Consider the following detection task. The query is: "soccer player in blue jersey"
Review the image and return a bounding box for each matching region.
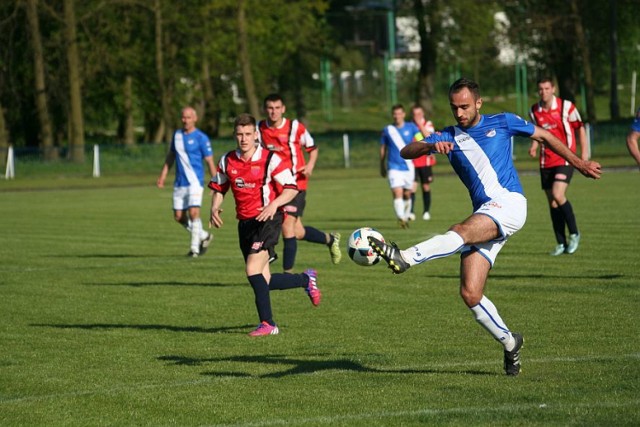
[157,107,217,257]
[369,78,601,376]
[626,107,640,168]
[380,104,420,228]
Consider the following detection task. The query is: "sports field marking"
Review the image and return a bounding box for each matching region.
[1,353,638,405]
[206,398,640,427]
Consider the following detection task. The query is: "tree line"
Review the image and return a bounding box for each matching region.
[0,0,637,163]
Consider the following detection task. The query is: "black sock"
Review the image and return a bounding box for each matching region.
[247,274,274,325]
[423,191,431,213]
[283,237,297,271]
[410,192,416,214]
[550,207,566,245]
[559,200,579,235]
[270,272,308,290]
[303,226,327,244]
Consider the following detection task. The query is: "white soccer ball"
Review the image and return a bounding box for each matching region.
[347,227,385,266]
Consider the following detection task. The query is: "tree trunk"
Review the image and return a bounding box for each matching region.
[0,100,8,170]
[201,58,220,138]
[570,0,597,123]
[153,0,170,143]
[607,0,619,121]
[63,0,85,163]
[27,0,56,160]
[414,0,438,117]
[122,75,135,146]
[237,0,260,118]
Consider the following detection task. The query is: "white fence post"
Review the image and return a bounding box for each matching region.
[5,145,15,179]
[342,133,350,168]
[631,71,637,116]
[92,144,101,178]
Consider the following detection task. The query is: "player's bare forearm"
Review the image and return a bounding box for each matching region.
[534,127,601,179]
[401,141,431,159]
[256,188,298,222]
[209,192,224,228]
[626,131,640,167]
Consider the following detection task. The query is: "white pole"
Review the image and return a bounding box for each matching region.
[92,144,100,178]
[5,145,14,179]
[342,133,350,168]
[631,71,637,116]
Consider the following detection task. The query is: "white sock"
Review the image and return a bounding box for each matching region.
[393,198,405,220]
[191,219,202,253]
[470,296,514,349]
[404,198,412,218]
[402,230,465,266]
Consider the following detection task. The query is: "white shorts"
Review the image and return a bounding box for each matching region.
[461,192,527,267]
[388,169,414,190]
[173,185,204,211]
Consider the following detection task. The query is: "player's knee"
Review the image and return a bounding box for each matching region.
[459,286,482,307]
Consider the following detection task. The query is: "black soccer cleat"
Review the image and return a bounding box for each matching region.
[367,236,410,274]
[504,333,524,376]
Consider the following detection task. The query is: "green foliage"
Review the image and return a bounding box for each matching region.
[1,170,639,425]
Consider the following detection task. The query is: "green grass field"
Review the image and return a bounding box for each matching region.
[1,167,639,426]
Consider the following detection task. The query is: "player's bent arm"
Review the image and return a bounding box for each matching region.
[401,141,453,159]
[626,130,640,167]
[577,126,589,160]
[528,140,539,158]
[532,126,601,179]
[302,148,318,177]
[205,155,217,178]
[379,145,387,177]
[256,187,298,222]
[209,191,225,228]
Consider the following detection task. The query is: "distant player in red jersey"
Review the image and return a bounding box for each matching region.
[208,113,321,337]
[529,77,589,256]
[258,93,341,273]
[410,105,436,221]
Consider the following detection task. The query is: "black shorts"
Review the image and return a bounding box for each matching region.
[415,166,433,184]
[282,190,306,218]
[540,166,574,190]
[238,211,283,261]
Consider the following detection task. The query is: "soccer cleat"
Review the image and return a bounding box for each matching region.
[504,333,524,376]
[565,233,580,254]
[248,321,279,337]
[549,244,565,256]
[398,219,410,229]
[199,233,214,255]
[304,268,321,306]
[329,232,342,264]
[367,236,410,274]
[422,211,431,221]
[187,250,199,258]
[407,213,416,221]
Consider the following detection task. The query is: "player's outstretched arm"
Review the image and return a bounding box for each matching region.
[401,141,453,159]
[532,126,601,179]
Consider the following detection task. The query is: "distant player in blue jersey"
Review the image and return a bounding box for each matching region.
[626,107,640,168]
[369,78,601,376]
[157,107,216,257]
[380,104,420,228]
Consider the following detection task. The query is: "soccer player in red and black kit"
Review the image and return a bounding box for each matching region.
[529,77,589,256]
[258,94,341,273]
[208,113,321,337]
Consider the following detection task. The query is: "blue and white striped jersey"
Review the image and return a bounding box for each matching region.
[170,128,213,187]
[425,113,535,210]
[381,122,419,171]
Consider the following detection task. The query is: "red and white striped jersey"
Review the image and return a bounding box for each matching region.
[529,96,583,168]
[208,145,297,221]
[257,118,316,191]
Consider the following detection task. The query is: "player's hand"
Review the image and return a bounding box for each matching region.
[256,204,277,222]
[578,160,602,179]
[156,178,164,188]
[528,147,537,158]
[209,208,223,228]
[432,141,454,154]
[380,165,387,178]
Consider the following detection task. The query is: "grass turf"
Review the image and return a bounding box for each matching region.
[1,168,639,426]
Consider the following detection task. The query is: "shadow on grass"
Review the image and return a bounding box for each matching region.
[48,254,152,258]
[158,354,496,378]
[84,281,238,288]
[30,323,252,334]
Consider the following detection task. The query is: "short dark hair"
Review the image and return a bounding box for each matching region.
[263,93,284,106]
[234,113,256,129]
[391,103,404,113]
[449,77,480,100]
[536,76,554,86]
